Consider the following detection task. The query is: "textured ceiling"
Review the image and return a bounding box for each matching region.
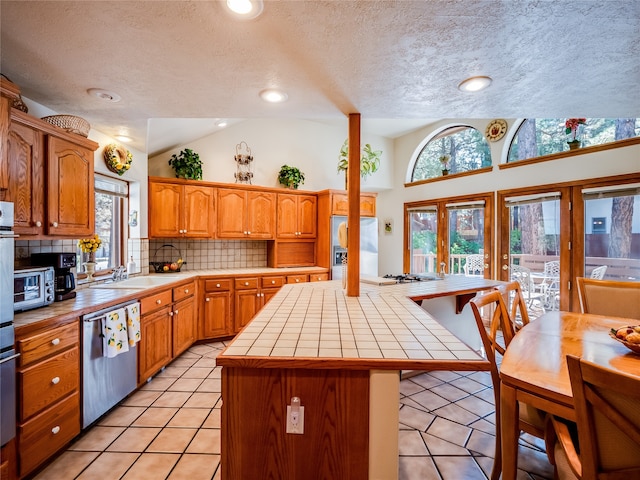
[1,0,639,155]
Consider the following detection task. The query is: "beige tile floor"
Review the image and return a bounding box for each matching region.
[34,341,553,480]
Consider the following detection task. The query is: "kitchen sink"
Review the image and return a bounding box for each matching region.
[89,275,184,289]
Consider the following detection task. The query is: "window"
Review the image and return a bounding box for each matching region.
[591,217,606,234]
[411,126,492,181]
[78,174,128,272]
[408,207,438,275]
[507,118,640,162]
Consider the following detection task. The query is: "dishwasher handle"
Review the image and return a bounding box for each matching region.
[82,301,140,322]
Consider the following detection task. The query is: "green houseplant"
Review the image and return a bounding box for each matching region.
[337,139,382,181]
[439,155,450,175]
[168,148,203,180]
[278,165,305,189]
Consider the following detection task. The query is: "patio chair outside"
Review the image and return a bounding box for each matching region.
[510,265,546,312]
[589,265,607,279]
[463,254,485,276]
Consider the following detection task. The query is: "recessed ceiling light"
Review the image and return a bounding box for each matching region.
[87,88,121,102]
[115,135,132,143]
[216,120,228,128]
[226,0,263,19]
[259,89,288,103]
[457,76,492,93]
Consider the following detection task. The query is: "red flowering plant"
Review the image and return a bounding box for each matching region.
[565,118,587,143]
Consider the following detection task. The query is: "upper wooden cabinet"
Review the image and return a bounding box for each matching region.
[276,193,317,239]
[217,188,275,239]
[46,136,94,236]
[149,179,215,238]
[329,191,377,217]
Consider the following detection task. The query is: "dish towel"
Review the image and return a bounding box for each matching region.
[125,302,141,347]
[102,308,129,358]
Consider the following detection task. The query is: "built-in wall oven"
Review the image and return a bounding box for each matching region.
[0,201,18,447]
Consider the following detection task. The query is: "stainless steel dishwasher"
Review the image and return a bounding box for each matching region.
[82,300,139,429]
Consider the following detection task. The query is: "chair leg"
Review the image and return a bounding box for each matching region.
[491,403,502,480]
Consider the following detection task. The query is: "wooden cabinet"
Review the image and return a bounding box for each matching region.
[309,273,329,282]
[5,116,45,235]
[15,321,80,478]
[286,274,308,284]
[139,305,172,383]
[234,276,285,331]
[149,180,215,238]
[329,191,377,217]
[1,108,97,237]
[171,282,196,357]
[46,136,94,236]
[217,188,275,239]
[276,193,317,238]
[201,279,234,339]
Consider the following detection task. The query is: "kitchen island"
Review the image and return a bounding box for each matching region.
[216,276,501,480]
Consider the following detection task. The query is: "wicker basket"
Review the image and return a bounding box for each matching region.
[41,114,90,137]
[150,244,185,273]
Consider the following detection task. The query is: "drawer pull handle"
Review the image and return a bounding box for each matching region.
[244,282,249,286]
[51,338,60,346]
[169,312,174,316]
[51,426,61,435]
[206,298,211,302]
[51,377,60,385]
[185,289,189,294]
[271,280,275,284]
[36,221,42,227]
[216,283,221,288]
[174,310,179,314]
[295,279,300,283]
[156,299,162,304]
[51,221,58,228]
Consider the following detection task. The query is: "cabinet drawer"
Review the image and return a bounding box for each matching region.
[173,281,195,302]
[18,391,80,477]
[17,321,79,367]
[309,273,329,282]
[261,276,285,288]
[140,289,173,314]
[20,345,79,421]
[204,278,233,292]
[235,277,259,290]
[286,274,308,284]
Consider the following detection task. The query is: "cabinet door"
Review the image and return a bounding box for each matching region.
[261,287,281,306]
[202,290,233,338]
[297,195,317,238]
[139,307,172,383]
[235,289,260,331]
[172,297,195,357]
[246,191,275,239]
[184,185,215,238]
[149,181,182,238]
[6,119,45,235]
[217,189,247,238]
[46,136,94,236]
[276,194,298,238]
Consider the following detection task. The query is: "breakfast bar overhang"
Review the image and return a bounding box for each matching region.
[217,276,501,480]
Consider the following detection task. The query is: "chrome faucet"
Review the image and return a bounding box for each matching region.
[112,265,127,281]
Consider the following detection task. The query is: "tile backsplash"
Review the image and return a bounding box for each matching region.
[149,239,267,271]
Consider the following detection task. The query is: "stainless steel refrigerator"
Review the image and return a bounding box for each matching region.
[330,216,378,279]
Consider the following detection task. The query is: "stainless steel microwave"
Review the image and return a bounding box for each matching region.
[14,266,55,312]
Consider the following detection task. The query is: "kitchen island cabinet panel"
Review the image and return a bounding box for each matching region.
[222,367,369,480]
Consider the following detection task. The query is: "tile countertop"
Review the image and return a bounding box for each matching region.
[217,276,502,371]
[13,266,329,334]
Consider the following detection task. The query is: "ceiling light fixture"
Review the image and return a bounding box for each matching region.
[87,88,121,102]
[226,0,263,19]
[115,135,132,143]
[457,76,493,93]
[259,89,288,103]
[216,120,228,128]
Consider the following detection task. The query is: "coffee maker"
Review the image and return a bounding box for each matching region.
[31,252,77,301]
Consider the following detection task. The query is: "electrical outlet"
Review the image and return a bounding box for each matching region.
[286,400,304,434]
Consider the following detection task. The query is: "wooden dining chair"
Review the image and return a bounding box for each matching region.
[470,291,546,480]
[576,277,640,319]
[497,280,531,333]
[545,355,640,479]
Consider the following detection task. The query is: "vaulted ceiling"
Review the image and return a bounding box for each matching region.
[1,0,638,155]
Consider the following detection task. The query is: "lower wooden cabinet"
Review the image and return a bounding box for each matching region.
[201,279,234,338]
[172,296,196,357]
[139,306,173,384]
[15,321,80,478]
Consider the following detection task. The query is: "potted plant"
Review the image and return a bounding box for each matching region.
[168,148,203,180]
[337,139,382,186]
[565,118,586,150]
[278,165,305,189]
[439,155,450,175]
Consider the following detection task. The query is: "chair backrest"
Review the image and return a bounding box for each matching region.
[566,355,640,478]
[510,265,535,299]
[590,265,607,280]
[464,254,485,276]
[470,290,514,393]
[497,280,531,332]
[542,260,560,279]
[576,277,640,319]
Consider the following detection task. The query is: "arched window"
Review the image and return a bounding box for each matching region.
[507,118,640,162]
[411,126,492,181]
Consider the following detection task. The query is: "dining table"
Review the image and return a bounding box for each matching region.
[499,310,640,480]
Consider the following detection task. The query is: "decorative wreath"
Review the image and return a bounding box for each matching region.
[104,143,133,176]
